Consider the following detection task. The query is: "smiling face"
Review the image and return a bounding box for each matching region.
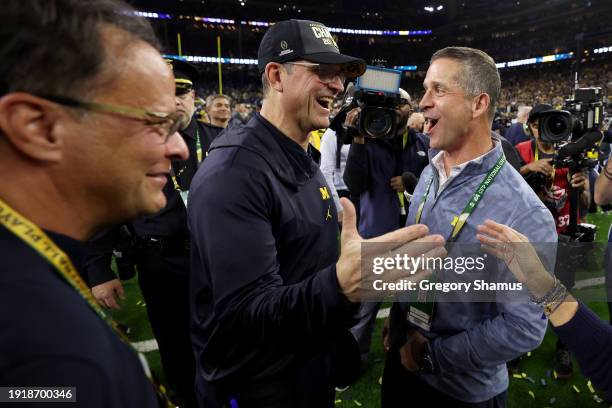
[280,60,344,134]
[61,27,189,219]
[419,58,475,153]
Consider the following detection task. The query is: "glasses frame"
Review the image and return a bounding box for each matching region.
[284,61,347,84]
[39,94,186,143]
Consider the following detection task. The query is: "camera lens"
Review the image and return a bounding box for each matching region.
[363,108,393,138]
[540,111,572,144]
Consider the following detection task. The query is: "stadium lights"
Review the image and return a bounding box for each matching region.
[424,6,434,12]
[593,45,612,54]
[136,10,432,36]
[437,5,444,10]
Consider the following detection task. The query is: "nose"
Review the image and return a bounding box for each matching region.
[420,89,433,111]
[165,131,189,161]
[328,75,345,95]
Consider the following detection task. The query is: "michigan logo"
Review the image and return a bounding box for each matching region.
[319,187,330,200]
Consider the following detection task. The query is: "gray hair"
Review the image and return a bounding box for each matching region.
[431,46,500,121]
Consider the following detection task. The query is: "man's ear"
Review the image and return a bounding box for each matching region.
[265,63,284,93]
[471,93,490,120]
[0,93,66,162]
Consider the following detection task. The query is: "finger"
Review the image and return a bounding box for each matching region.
[476,220,507,241]
[367,224,431,247]
[479,242,507,261]
[106,296,120,310]
[116,284,126,300]
[340,197,359,241]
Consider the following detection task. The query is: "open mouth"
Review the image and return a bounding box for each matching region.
[315,96,333,111]
[427,117,439,132]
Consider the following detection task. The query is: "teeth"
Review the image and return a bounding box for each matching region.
[317,97,333,109]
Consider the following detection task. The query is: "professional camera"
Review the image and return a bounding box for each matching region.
[329,66,404,141]
[538,87,604,145]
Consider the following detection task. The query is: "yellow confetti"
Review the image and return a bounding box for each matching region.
[527,351,532,357]
[378,376,383,385]
[335,400,342,405]
[528,390,535,399]
[521,372,527,378]
[588,380,595,394]
[353,401,362,407]
[553,370,558,379]
[512,374,523,379]
[573,385,580,393]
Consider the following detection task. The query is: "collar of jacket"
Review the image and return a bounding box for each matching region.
[427,135,505,177]
[208,113,318,190]
[180,115,199,140]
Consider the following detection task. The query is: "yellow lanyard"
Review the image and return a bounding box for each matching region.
[0,198,176,408]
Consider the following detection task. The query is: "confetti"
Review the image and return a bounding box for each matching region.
[335,400,342,405]
[593,394,603,403]
[573,385,580,393]
[527,351,532,357]
[588,380,595,394]
[525,377,536,384]
[521,372,527,378]
[353,401,362,407]
[553,370,558,379]
[528,390,535,399]
[378,376,383,385]
[540,378,547,387]
[512,374,523,379]
[549,397,556,405]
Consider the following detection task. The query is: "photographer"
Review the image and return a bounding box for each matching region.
[516,103,590,378]
[341,89,429,371]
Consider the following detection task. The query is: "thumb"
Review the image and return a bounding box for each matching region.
[340,197,358,240]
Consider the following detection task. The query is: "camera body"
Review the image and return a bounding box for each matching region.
[539,87,604,145]
[353,66,403,139]
[329,66,404,142]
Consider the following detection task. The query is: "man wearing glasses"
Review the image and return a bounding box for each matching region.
[84,58,211,408]
[0,0,188,407]
[187,19,445,408]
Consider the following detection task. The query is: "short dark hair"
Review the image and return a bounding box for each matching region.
[0,0,160,99]
[206,94,231,108]
[431,46,500,121]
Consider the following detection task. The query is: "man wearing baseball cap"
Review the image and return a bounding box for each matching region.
[187,19,443,408]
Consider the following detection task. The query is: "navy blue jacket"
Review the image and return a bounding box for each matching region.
[505,122,530,146]
[0,226,158,407]
[343,129,429,238]
[188,113,357,384]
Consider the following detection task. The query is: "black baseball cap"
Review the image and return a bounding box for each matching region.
[257,19,366,79]
[527,103,554,123]
[165,58,200,95]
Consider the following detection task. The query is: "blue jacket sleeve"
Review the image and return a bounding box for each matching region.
[189,166,357,351]
[553,303,612,401]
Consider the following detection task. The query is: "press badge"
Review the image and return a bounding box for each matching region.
[407,285,436,331]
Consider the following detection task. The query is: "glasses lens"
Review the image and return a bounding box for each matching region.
[318,65,345,83]
[163,113,187,143]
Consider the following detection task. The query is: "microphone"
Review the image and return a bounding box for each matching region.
[401,171,419,202]
[557,131,602,158]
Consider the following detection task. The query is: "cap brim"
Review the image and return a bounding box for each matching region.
[303,52,366,78]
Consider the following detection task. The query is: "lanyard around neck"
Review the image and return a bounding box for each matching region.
[172,127,202,192]
[0,198,176,408]
[415,153,506,242]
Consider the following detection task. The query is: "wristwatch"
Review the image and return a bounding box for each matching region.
[417,341,435,374]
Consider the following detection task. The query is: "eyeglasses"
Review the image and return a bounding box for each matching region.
[40,94,187,144]
[284,61,347,84]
